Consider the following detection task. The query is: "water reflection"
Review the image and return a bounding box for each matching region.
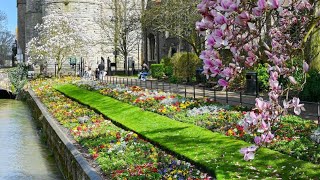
[0,99,63,180]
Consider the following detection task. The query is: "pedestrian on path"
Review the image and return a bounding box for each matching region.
[98,57,105,80]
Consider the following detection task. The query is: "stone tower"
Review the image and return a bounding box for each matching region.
[17,0,105,67]
[17,0,144,70]
[17,0,26,60]
[42,0,104,66]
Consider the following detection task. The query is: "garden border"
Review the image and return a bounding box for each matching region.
[22,89,102,180]
[56,84,320,179]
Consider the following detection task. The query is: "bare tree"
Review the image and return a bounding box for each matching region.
[98,0,142,75]
[141,0,203,55]
[0,31,14,66]
[0,11,14,67]
[0,11,7,32]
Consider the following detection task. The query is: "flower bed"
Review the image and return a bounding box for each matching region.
[73,80,319,164]
[31,78,212,179]
[55,83,320,179]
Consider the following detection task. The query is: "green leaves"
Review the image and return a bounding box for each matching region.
[7,64,28,94]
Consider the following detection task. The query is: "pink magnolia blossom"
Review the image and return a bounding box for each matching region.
[255,98,266,111]
[249,111,260,125]
[283,99,291,109]
[261,132,274,143]
[218,0,238,12]
[254,136,262,145]
[257,120,270,133]
[288,76,297,85]
[303,61,309,73]
[240,145,258,161]
[268,91,279,101]
[235,11,250,26]
[268,0,280,9]
[292,97,305,115]
[258,0,267,10]
[197,0,316,161]
[218,79,229,87]
[253,7,263,16]
[214,12,228,25]
[269,71,278,81]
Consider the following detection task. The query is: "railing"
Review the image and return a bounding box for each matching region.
[101,76,320,126]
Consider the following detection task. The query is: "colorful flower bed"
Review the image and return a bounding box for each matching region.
[31,78,212,179]
[73,80,319,164]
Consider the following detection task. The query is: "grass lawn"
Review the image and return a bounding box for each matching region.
[55,84,320,179]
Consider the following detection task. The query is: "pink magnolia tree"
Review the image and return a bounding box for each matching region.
[196,0,319,161]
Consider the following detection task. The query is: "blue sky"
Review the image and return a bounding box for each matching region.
[0,0,17,34]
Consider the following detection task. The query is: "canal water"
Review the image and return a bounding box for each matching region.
[0,99,63,180]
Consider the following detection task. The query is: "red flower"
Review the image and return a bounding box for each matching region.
[92,153,99,159]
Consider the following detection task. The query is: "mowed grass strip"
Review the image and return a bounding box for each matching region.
[55,84,320,179]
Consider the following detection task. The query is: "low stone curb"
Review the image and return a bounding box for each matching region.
[23,89,103,180]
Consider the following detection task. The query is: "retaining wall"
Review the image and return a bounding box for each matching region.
[22,90,102,180]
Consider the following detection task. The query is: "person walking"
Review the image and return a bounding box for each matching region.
[98,57,105,80]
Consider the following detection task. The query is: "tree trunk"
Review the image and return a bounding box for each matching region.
[310,3,320,71]
[57,59,62,78]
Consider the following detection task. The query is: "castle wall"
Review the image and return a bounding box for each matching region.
[25,0,43,48]
[18,0,145,71]
[17,0,26,60]
[42,0,104,68]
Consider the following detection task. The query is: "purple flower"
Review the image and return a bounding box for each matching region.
[255,98,267,111]
[257,0,267,10]
[240,145,258,161]
[253,7,263,16]
[261,132,274,143]
[268,0,280,9]
[268,91,279,101]
[257,120,270,133]
[214,12,228,25]
[218,79,228,87]
[221,67,233,78]
[254,136,262,145]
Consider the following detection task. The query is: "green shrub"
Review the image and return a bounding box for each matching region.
[150,64,164,79]
[299,69,320,102]
[171,52,202,82]
[7,64,28,94]
[255,63,269,92]
[160,56,173,76]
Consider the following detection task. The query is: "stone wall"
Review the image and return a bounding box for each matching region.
[22,90,102,180]
[43,0,104,68]
[17,0,26,60]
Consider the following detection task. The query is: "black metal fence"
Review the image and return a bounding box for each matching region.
[102,76,320,126]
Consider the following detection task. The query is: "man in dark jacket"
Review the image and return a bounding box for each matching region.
[98,57,105,80]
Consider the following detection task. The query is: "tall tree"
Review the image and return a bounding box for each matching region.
[0,11,14,67]
[98,0,142,75]
[26,14,88,77]
[0,31,14,66]
[0,11,6,32]
[141,0,203,55]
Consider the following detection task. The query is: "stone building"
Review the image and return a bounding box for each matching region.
[142,0,192,66]
[17,0,145,71]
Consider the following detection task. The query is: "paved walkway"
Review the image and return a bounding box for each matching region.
[103,75,319,122]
